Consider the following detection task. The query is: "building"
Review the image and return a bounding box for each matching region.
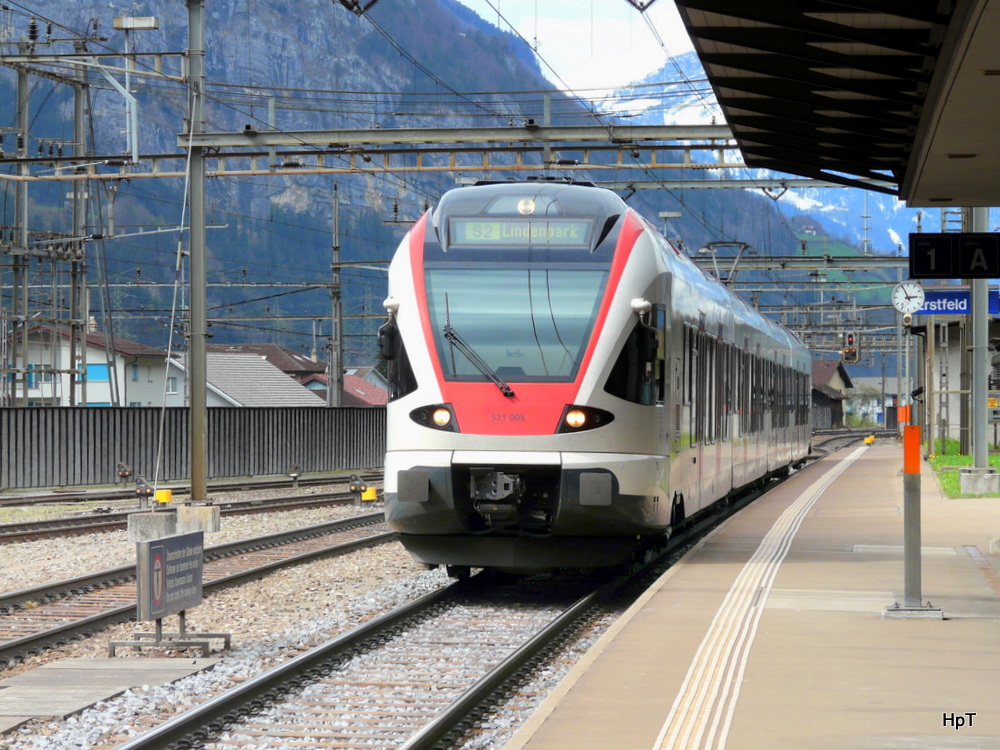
[168,353,325,407]
[848,376,899,427]
[301,371,388,407]
[812,359,853,429]
[2,326,167,407]
[205,343,325,384]
[345,365,389,390]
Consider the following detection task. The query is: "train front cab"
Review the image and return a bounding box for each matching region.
[387,445,668,570]
[384,287,674,570]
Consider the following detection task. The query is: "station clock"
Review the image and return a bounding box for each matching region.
[892,281,925,314]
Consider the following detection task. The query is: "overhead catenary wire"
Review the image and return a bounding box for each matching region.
[1,1,810,349]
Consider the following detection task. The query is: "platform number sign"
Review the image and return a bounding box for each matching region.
[909,233,1000,279]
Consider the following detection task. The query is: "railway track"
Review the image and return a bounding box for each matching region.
[813,428,897,454]
[111,573,611,750]
[0,471,383,507]
[0,513,394,667]
[1,454,830,748]
[107,462,803,750]
[0,488,381,543]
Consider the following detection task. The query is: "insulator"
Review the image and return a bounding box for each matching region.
[27,18,38,42]
[57,144,62,157]
[48,144,53,157]
[17,134,24,151]
[37,142,43,156]
[46,23,52,41]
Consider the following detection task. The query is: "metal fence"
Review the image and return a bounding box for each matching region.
[0,407,386,490]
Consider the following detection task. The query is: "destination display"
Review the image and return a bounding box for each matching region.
[449,218,593,247]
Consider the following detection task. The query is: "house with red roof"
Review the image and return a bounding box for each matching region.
[301,371,388,407]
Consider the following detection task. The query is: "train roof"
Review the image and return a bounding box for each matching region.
[433,181,627,223]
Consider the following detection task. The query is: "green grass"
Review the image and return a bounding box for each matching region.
[927,452,1000,497]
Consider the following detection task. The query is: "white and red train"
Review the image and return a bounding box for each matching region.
[379,180,811,575]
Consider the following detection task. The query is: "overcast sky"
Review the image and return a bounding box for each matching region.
[453,0,694,92]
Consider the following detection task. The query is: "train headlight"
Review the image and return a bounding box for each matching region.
[409,404,459,432]
[556,405,615,433]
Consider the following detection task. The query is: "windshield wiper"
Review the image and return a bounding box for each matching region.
[443,324,515,398]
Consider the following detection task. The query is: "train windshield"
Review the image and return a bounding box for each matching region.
[426,266,607,382]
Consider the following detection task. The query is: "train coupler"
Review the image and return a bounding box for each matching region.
[470,469,524,501]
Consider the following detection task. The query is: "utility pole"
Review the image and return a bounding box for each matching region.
[70,41,88,407]
[970,206,990,469]
[14,42,28,406]
[328,184,343,407]
[186,0,209,501]
[2,33,102,409]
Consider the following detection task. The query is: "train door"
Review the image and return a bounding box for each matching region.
[718,338,735,497]
[656,274,672,460]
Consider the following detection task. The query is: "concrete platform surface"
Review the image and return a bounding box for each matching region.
[506,445,1000,750]
[0,657,218,733]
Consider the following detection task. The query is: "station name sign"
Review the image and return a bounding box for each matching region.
[919,290,970,313]
[909,233,1000,279]
[914,290,1000,315]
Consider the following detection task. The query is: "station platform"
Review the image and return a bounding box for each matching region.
[506,444,1000,750]
[0,657,218,733]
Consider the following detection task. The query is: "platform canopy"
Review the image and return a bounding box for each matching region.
[674,0,999,207]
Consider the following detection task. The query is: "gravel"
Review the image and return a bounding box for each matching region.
[0,488,626,749]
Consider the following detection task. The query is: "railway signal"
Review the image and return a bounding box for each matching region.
[842,331,860,365]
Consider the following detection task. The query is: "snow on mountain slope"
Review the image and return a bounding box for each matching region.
[602,52,943,255]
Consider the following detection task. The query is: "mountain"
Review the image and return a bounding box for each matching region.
[605,51,943,256]
[0,0,579,361]
[0,2,907,367]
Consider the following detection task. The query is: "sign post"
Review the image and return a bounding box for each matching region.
[884,426,942,619]
[109,530,231,655]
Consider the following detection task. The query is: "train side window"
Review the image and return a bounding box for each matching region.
[799,371,809,425]
[655,305,666,406]
[684,325,695,406]
[737,349,746,435]
[706,335,716,443]
[774,362,781,427]
[378,317,418,401]
[603,314,659,406]
[721,342,733,441]
[682,324,705,446]
[696,331,708,444]
[778,365,787,428]
[752,355,762,434]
